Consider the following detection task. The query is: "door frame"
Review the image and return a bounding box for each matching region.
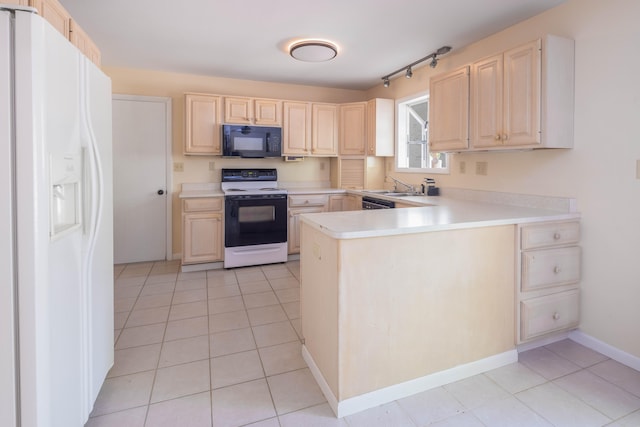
[112,94,173,261]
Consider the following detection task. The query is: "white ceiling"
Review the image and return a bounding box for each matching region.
[58,0,565,91]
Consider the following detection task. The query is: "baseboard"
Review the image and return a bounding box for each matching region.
[302,344,517,418]
[180,261,224,272]
[517,331,571,353]
[569,330,640,371]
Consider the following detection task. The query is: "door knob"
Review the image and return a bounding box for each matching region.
[157,189,165,195]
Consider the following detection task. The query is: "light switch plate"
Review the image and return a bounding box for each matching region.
[459,161,466,174]
[209,161,215,171]
[173,162,184,172]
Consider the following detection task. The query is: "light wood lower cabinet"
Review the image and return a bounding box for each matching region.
[182,198,223,265]
[288,194,330,254]
[517,220,581,343]
[329,194,362,211]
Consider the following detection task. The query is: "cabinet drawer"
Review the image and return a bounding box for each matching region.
[520,290,579,341]
[521,246,580,292]
[521,221,580,249]
[288,194,329,208]
[183,197,223,212]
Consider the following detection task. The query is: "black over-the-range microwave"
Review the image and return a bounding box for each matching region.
[222,124,282,158]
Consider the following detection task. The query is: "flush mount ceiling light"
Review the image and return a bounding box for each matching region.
[289,40,338,62]
[381,45,452,87]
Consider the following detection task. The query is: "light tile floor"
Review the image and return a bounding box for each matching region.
[86,260,640,427]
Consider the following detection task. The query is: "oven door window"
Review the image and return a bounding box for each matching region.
[225,196,287,247]
[238,205,274,223]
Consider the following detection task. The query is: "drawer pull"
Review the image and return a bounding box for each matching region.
[553,312,561,320]
[554,232,561,240]
[305,200,309,204]
[553,266,562,274]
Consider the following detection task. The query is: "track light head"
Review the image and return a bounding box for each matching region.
[383,77,390,87]
[430,57,438,68]
[436,46,452,55]
[405,67,413,78]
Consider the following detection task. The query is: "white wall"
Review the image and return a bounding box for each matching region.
[368,0,640,358]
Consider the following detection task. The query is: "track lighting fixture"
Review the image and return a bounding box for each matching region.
[381,45,451,88]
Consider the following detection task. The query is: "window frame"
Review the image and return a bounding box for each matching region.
[394,91,450,174]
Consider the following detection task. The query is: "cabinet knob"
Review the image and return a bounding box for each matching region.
[503,134,509,141]
[553,312,561,320]
[553,266,562,274]
[495,134,501,140]
[553,232,561,240]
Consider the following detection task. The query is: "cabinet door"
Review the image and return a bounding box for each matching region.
[471,54,503,148]
[5,0,30,5]
[185,94,222,155]
[367,98,394,157]
[328,195,345,211]
[428,66,470,152]
[224,97,252,124]
[311,103,338,156]
[69,19,101,65]
[30,0,70,38]
[182,213,223,263]
[283,101,311,156]
[288,207,324,254]
[339,102,367,156]
[254,99,282,126]
[337,158,365,189]
[344,195,362,211]
[503,39,541,146]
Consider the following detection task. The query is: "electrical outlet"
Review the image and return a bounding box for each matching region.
[475,161,488,176]
[459,161,466,174]
[320,161,325,171]
[209,161,215,171]
[173,162,184,172]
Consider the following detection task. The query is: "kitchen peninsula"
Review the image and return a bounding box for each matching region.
[298,196,580,417]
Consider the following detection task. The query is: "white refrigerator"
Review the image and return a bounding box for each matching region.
[0,6,114,427]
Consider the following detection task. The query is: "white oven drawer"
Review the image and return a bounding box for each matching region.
[521,221,580,250]
[521,246,581,292]
[520,290,580,341]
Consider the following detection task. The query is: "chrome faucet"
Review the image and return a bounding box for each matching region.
[387,176,415,193]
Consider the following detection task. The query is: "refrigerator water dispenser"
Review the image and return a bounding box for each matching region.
[50,153,82,239]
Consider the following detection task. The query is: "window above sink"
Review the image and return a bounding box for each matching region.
[395,92,450,174]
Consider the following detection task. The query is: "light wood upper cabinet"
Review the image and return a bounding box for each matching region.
[428,66,470,152]
[224,97,282,126]
[470,35,574,150]
[30,0,71,38]
[283,101,338,157]
[471,40,540,148]
[254,98,282,126]
[69,19,101,66]
[282,101,311,156]
[339,102,367,156]
[5,0,30,5]
[367,98,394,157]
[311,103,338,156]
[185,93,222,155]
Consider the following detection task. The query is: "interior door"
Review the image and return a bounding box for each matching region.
[112,95,171,264]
